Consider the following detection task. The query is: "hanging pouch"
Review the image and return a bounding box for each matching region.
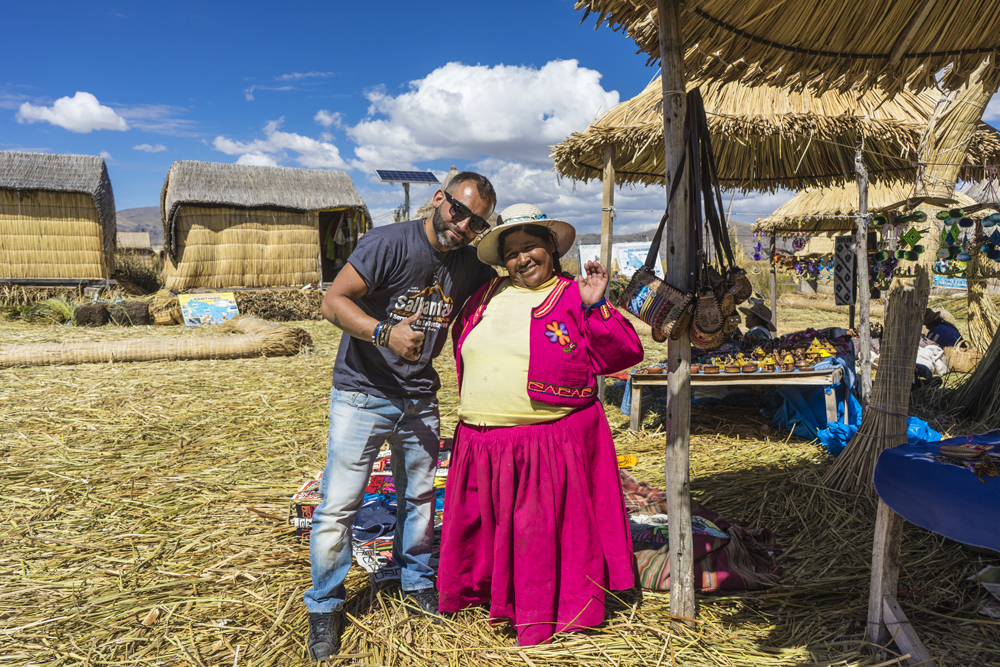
[621,266,693,342]
[691,90,753,306]
[615,146,695,340]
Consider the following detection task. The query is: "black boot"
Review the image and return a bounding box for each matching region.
[307,610,344,662]
[403,588,440,621]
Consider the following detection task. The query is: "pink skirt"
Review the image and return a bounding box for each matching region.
[437,401,635,646]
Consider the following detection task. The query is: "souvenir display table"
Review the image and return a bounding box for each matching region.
[628,366,846,431]
[867,433,1000,665]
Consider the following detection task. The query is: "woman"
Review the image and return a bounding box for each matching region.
[437,203,644,645]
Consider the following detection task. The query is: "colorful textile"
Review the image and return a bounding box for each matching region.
[438,402,635,646]
[453,276,643,410]
[619,472,783,593]
[458,276,574,425]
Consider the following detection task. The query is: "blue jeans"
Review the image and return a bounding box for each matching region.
[303,387,441,613]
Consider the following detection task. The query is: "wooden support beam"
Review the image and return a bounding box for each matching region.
[867,500,905,648]
[657,0,695,624]
[888,0,939,67]
[598,144,616,404]
[769,234,777,326]
[600,144,616,275]
[856,139,872,408]
[882,595,934,665]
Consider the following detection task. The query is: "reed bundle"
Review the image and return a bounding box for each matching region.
[1,317,997,665]
[965,245,1000,352]
[574,0,1000,96]
[149,289,183,325]
[943,321,1000,428]
[0,315,310,368]
[823,275,929,494]
[235,289,325,322]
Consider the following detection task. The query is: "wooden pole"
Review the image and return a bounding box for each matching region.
[856,138,873,408]
[657,0,695,623]
[403,182,411,221]
[598,144,616,403]
[769,234,777,326]
[600,144,616,274]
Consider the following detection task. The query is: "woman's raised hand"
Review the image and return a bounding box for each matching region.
[577,260,609,306]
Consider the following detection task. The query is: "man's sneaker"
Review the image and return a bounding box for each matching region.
[307,610,343,662]
[403,588,440,619]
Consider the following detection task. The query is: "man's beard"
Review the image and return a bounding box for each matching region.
[432,207,465,250]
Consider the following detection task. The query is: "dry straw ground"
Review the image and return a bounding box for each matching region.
[1,302,997,666]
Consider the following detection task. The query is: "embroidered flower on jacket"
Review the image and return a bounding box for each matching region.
[545,321,572,346]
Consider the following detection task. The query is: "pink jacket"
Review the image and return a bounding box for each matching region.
[452,276,644,408]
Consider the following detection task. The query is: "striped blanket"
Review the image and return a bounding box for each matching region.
[620,471,783,592]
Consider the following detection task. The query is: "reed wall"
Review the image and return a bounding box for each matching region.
[0,189,108,279]
[164,206,321,290]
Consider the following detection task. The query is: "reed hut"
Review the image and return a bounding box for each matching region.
[160,161,372,291]
[0,151,116,282]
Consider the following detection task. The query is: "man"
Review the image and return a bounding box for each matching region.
[304,172,498,662]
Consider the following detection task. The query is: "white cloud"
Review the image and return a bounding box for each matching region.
[462,159,795,239]
[117,104,197,137]
[133,143,167,153]
[278,71,335,82]
[347,60,619,171]
[315,110,342,128]
[235,152,280,167]
[99,151,113,161]
[16,92,129,133]
[213,117,349,170]
[244,85,256,102]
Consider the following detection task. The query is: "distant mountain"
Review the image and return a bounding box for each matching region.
[116,207,163,245]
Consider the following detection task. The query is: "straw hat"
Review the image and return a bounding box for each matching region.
[738,300,777,332]
[476,203,575,267]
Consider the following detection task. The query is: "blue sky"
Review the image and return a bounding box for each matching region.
[4,1,990,236]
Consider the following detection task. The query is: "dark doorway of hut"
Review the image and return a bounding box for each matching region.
[318,208,359,283]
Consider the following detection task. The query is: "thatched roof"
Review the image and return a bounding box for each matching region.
[0,151,116,251]
[552,77,1000,192]
[116,232,152,250]
[575,0,1000,97]
[752,182,986,236]
[964,180,1000,204]
[160,161,372,259]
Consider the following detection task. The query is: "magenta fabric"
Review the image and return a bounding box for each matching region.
[452,276,644,409]
[437,402,635,645]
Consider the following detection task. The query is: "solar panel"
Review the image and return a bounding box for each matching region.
[376,169,440,184]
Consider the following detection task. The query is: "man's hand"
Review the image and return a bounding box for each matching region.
[388,312,425,361]
[577,260,609,306]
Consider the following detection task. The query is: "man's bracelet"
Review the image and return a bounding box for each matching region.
[372,320,393,347]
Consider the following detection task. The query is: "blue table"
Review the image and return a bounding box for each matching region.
[866,431,1000,665]
[874,432,1000,553]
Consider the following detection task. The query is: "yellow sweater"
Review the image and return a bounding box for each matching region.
[458,277,575,426]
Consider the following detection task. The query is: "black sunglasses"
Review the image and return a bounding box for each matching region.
[443,191,492,233]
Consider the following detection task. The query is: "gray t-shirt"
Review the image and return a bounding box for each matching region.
[332,219,496,398]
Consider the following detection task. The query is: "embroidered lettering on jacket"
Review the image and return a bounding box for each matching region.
[527,381,595,398]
